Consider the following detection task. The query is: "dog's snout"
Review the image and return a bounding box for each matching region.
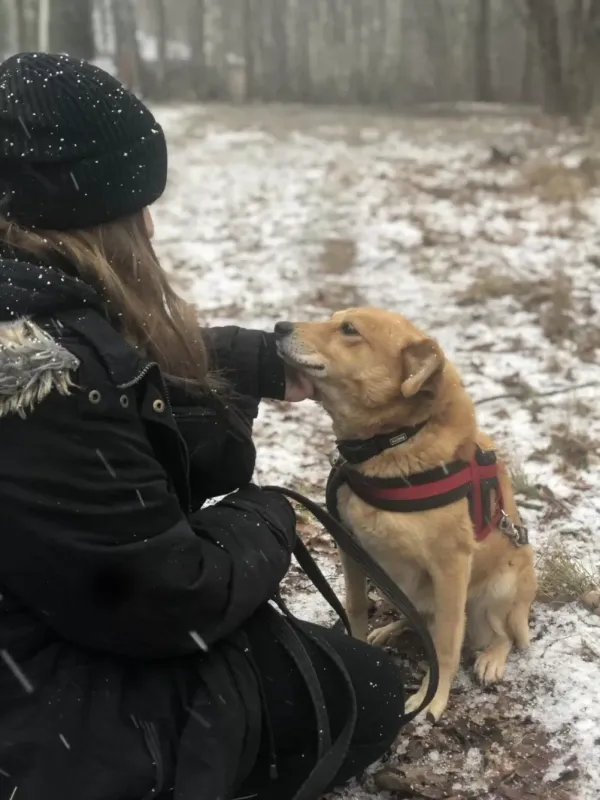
[274,321,295,337]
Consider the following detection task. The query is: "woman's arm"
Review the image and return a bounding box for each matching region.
[0,390,296,658]
[204,326,285,400]
[205,325,314,404]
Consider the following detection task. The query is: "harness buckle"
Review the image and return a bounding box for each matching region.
[499,511,529,547]
[329,449,347,468]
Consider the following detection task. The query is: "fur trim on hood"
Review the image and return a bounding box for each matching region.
[0,319,80,418]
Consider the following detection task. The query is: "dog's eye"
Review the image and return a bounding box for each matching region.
[340,321,359,336]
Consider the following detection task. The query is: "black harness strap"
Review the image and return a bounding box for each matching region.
[336,419,428,465]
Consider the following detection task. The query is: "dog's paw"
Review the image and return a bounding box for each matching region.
[405,678,448,722]
[474,649,507,684]
[367,620,406,647]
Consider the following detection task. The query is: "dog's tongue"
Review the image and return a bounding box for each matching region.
[284,367,315,402]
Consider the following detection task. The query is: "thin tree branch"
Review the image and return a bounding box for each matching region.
[475,381,600,407]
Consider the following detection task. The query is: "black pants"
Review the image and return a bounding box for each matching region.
[234,617,405,800]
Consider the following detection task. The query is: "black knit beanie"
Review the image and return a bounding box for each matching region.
[0,52,167,230]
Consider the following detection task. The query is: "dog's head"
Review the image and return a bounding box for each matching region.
[276,307,449,436]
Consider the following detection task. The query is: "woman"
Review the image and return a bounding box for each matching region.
[0,53,405,800]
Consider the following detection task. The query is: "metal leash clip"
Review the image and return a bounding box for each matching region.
[499,511,529,547]
[329,449,346,468]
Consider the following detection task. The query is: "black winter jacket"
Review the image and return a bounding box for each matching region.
[0,250,302,800]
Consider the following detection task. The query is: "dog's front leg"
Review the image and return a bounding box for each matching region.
[339,550,369,641]
[405,553,471,721]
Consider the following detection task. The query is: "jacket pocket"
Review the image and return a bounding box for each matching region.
[171,406,217,420]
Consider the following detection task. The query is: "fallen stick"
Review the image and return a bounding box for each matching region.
[475,380,600,407]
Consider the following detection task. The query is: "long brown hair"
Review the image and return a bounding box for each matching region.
[0,211,212,391]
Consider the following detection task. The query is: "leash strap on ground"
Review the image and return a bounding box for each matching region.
[264,485,440,723]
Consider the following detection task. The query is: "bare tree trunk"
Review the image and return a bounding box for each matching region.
[367,0,385,104]
[112,0,144,94]
[579,0,600,118]
[188,0,207,100]
[38,0,50,51]
[27,0,41,50]
[153,0,168,97]
[0,2,5,56]
[414,0,454,102]
[14,0,28,50]
[48,0,94,58]
[2,0,23,53]
[561,0,585,120]
[396,0,416,105]
[520,26,535,103]
[525,0,566,115]
[349,0,365,103]
[269,0,288,100]
[96,0,114,56]
[242,0,255,100]
[473,0,493,101]
[295,0,311,101]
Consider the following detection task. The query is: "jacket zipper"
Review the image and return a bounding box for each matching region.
[117,362,161,392]
[118,362,175,416]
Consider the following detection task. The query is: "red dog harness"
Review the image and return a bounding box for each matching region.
[326,426,528,546]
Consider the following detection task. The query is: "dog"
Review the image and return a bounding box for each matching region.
[275,308,537,721]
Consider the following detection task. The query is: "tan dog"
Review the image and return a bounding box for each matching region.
[276,308,537,721]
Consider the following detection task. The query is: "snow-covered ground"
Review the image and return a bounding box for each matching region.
[153,103,600,800]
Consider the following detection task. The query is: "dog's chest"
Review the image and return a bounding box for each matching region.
[337,483,433,608]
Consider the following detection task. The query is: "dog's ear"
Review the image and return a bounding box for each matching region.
[400,338,445,399]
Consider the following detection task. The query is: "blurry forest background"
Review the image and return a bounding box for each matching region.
[2,0,600,123]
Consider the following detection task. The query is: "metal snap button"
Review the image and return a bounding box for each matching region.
[88,390,101,404]
[119,394,129,408]
[153,398,165,413]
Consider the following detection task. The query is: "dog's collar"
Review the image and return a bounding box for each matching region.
[335,419,428,465]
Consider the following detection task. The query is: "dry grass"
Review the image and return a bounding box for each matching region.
[534,272,574,342]
[456,270,535,306]
[298,281,366,311]
[509,458,542,501]
[520,156,600,203]
[546,422,599,473]
[537,540,600,603]
[575,323,600,362]
[319,237,357,274]
[456,268,598,359]
[457,268,571,311]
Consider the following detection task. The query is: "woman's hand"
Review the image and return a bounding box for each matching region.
[284,365,314,402]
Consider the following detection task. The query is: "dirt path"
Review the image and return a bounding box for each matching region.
[153,103,600,799]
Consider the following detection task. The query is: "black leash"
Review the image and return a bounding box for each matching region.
[264,485,440,724]
[292,536,352,634]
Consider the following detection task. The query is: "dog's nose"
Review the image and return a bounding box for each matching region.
[274,321,295,337]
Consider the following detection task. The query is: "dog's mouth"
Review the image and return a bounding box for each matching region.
[276,340,326,374]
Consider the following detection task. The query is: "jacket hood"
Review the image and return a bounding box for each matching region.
[0,245,88,417]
